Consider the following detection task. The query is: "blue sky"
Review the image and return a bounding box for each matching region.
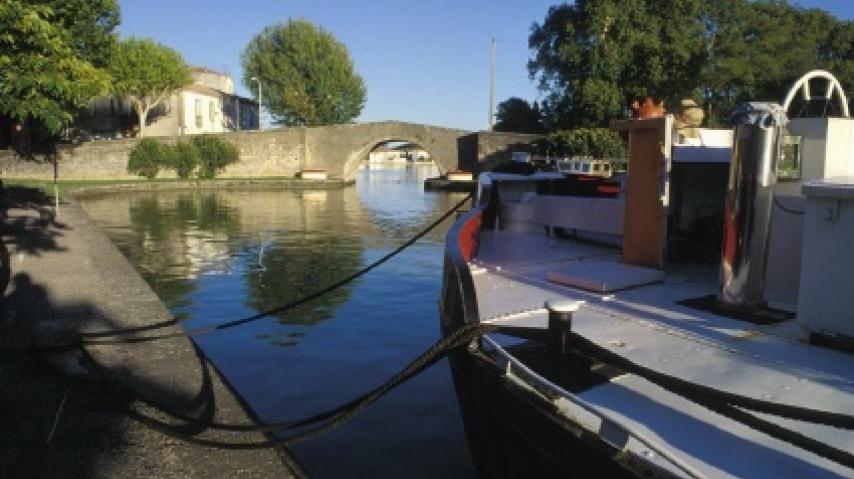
[118,0,854,131]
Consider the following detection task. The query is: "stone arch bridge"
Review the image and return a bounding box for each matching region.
[302,121,468,181]
[215,120,541,182]
[2,121,541,181]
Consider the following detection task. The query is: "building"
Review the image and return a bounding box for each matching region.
[77,67,259,139]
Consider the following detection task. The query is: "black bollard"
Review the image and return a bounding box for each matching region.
[545,299,582,357]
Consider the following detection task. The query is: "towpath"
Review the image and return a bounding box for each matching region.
[0,186,302,478]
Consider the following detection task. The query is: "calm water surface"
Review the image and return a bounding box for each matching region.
[80,164,477,478]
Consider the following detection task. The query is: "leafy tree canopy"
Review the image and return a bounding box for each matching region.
[0,1,111,134]
[529,0,706,129]
[528,0,854,128]
[494,97,543,133]
[33,0,120,68]
[241,19,366,126]
[108,37,191,137]
[533,128,626,159]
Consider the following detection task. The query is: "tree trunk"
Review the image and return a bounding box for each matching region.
[137,108,147,138]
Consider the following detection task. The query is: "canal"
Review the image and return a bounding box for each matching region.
[79,164,477,478]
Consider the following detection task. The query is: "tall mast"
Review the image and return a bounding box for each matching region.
[489,37,496,131]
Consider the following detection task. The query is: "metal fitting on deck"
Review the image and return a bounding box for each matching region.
[545,299,582,356]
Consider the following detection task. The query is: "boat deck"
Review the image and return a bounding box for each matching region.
[470,229,854,479]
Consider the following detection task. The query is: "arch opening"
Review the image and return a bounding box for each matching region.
[342,137,439,182]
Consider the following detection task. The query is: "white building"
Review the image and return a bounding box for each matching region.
[78,67,259,139]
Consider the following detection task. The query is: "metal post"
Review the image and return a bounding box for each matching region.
[488,37,496,131]
[718,103,787,310]
[250,76,263,130]
[53,149,59,217]
[545,299,582,356]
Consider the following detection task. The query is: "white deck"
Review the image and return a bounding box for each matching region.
[471,229,854,479]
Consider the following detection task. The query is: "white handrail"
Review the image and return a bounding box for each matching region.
[782,70,850,118]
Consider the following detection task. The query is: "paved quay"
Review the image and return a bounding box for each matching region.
[0,186,303,479]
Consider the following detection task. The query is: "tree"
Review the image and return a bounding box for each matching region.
[701,1,854,124]
[494,97,543,133]
[109,37,191,137]
[528,0,854,128]
[241,19,366,126]
[0,1,111,135]
[34,0,120,68]
[529,0,706,129]
[532,128,625,159]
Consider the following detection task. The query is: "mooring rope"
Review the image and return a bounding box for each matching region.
[41,318,854,473]
[44,321,493,447]
[78,193,472,344]
[21,184,854,472]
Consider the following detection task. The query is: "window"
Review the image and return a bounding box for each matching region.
[195,99,202,128]
[209,101,216,123]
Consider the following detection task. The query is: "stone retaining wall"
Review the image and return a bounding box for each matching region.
[0,122,540,181]
[0,129,304,181]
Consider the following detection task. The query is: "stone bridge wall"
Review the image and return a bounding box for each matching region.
[0,122,539,181]
[459,131,543,173]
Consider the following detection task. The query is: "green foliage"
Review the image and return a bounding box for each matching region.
[190,135,239,179]
[0,1,111,134]
[701,1,854,124]
[529,0,706,129]
[126,135,239,180]
[169,141,199,179]
[33,0,119,69]
[533,129,626,159]
[108,37,191,137]
[494,97,543,133]
[241,19,366,126]
[127,138,166,179]
[528,0,854,128]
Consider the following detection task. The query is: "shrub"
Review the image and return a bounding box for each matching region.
[169,141,200,179]
[191,135,239,179]
[533,128,625,159]
[127,138,166,179]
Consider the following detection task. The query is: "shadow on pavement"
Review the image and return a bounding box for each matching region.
[0,186,301,479]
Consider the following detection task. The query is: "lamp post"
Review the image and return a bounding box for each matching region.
[250,76,263,130]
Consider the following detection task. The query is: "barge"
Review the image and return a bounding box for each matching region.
[440,71,854,478]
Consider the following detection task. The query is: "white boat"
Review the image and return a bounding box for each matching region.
[440,71,854,478]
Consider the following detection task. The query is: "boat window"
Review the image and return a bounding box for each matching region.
[582,163,590,173]
[604,163,611,171]
[593,164,601,172]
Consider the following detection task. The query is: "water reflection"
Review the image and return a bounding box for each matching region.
[81,187,372,345]
[80,164,476,478]
[243,234,362,328]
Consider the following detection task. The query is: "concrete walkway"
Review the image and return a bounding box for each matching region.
[0,186,302,478]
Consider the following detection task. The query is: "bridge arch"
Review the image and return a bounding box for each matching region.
[343,136,435,180]
[302,121,467,181]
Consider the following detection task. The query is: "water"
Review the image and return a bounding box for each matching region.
[79,164,477,478]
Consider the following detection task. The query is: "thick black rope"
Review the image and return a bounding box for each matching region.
[569,332,854,430]
[568,332,854,469]
[79,193,472,345]
[50,322,492,447]
[42,320,854,470]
